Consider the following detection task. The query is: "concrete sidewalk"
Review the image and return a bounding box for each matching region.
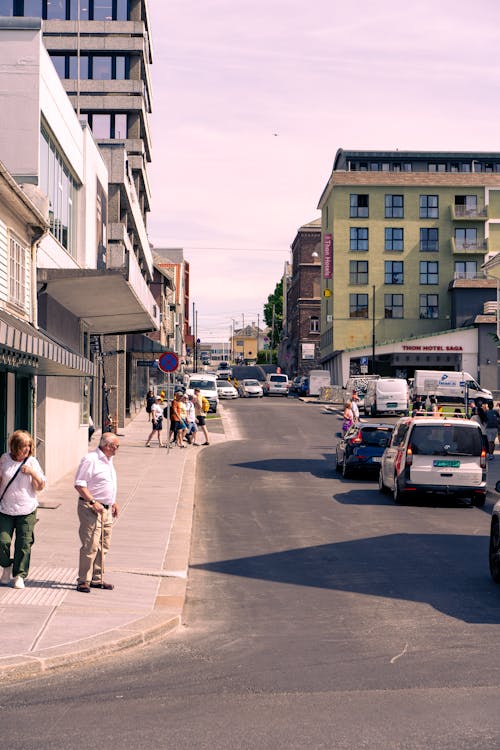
[0,408,226,683]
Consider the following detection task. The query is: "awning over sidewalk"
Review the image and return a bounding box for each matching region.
[38,268,159,335]
[0,311,94,376]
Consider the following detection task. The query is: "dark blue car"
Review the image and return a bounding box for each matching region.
[336,422,393,479]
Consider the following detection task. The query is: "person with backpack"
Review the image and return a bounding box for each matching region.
[193,388,210,446]
[145,397,164,447]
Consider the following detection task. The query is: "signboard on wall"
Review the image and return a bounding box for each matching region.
[302,343,315,360]
[323,234,333,279]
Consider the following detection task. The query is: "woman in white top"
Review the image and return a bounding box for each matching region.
[0,430,46,589]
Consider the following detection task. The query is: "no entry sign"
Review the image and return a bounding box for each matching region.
[158,351,179,373]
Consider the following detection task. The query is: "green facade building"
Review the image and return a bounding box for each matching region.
[318,150,500,385]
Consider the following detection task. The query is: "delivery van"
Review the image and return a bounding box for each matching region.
[413,370,493,408]
[307,369,331,397]
[186,373,219,413]
[363,378,409,416]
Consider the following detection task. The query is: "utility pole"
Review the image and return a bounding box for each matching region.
[192,301,195,372]
[371,284,376,375]
[257,312,260,361]
[195,309,198,373]
[271,303,275,365]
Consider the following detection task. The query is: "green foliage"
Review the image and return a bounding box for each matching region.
[263,279,283,345]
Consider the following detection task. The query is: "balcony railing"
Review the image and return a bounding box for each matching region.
[451,238,487,254]
[452,271,486,280]
[451,204,488,220]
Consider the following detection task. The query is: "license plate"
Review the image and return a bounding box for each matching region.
[372,457,382,463]
[386,402,397,409]
[433,459,460,468]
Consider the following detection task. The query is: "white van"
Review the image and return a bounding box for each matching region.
[186,373,219,413]
[264,373,289,396]
[363,378,409,416]
[379,416,487,507]
[413,370,493,408]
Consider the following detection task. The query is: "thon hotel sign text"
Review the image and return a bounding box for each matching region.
[402,345,463,352]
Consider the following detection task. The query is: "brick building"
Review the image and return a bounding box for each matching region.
[281,218,321,376]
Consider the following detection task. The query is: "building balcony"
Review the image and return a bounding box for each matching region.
[450,204,488,220]
[450,238,486,254]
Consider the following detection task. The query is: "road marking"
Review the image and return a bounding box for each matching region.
[390,642,409,664]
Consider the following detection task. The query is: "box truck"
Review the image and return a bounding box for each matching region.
[413,370,493,408]
[307,369,331,397]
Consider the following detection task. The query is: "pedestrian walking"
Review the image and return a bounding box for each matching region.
[193,387,210,445]
[351,392,360,421]
[0,430,46,589]
[74,432,120,593]
[342,400,354,435]
[170,391,187,447]
[145,389,155,421]
[484,403,499,459]
[145,396,164,447]
[185,394,198,444]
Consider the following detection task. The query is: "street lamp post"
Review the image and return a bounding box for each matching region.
[371,284,376,375]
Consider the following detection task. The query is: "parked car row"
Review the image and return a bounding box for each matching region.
[336,415,488,508]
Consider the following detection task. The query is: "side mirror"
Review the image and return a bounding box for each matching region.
[496,480,500,493]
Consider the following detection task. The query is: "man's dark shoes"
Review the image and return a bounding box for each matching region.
[76,582,91,593]
[90,581,114,590]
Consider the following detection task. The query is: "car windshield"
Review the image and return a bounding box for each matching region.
[245,380,259,386]
[190,380,216,391]
[360,427,392,447]
[270,375,287,382]
[410,424,483,456]
[217,380,231,387]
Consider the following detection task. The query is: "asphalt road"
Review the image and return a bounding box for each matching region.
[2,399,500,749]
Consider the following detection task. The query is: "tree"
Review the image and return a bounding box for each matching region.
[263,279,283,347]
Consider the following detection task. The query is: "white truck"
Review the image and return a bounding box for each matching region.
[307,369,331,397]
[412,370,493,408]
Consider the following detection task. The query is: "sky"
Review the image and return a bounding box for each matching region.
[147,0,500,342]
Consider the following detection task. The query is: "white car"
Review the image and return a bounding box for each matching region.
[217,380,238,399]
[379,415,487,507]
[489,481,500,582]
[238,379,263,398]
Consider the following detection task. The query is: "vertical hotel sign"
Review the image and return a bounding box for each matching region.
[323,233,333,279]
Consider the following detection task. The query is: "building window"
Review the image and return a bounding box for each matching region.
[8,233,27,310]
[384,261,404,284]
[384,227,404,251]
[2,0,133,20]
[349,294,368,319]
[454,195,478,216]
[419,261,439,285]
[349,260,368,285]
[419,195,439,218]
[420,294,439,319]
[85,113,128,139]
[51,53,129,80]
[349,194,369,218]
[350,227,368,251]
[384,294,403,319]
[310,316,319,333]
[454,260,477,279]
[420,228,439,251]
[39,126,78,257]
[454,227,478,250]
[0,0,13,13]
[46,0,65,18]
[385,194,404,218]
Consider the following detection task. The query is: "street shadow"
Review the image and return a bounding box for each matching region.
[192,532,500,624]
[231,456,335,479]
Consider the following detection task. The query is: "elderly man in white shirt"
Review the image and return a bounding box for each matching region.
[74,432,120,593]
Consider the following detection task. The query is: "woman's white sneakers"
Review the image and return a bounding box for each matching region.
[1,565,12,585]
[13,576,25,589]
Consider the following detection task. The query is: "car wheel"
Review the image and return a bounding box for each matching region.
[378,468,388,494]
[490,518,500,582]
[393,476,402,503]
[370,404,376,417]
[472,493,486,508]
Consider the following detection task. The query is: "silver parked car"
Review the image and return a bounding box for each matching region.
[238,379,263,398]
